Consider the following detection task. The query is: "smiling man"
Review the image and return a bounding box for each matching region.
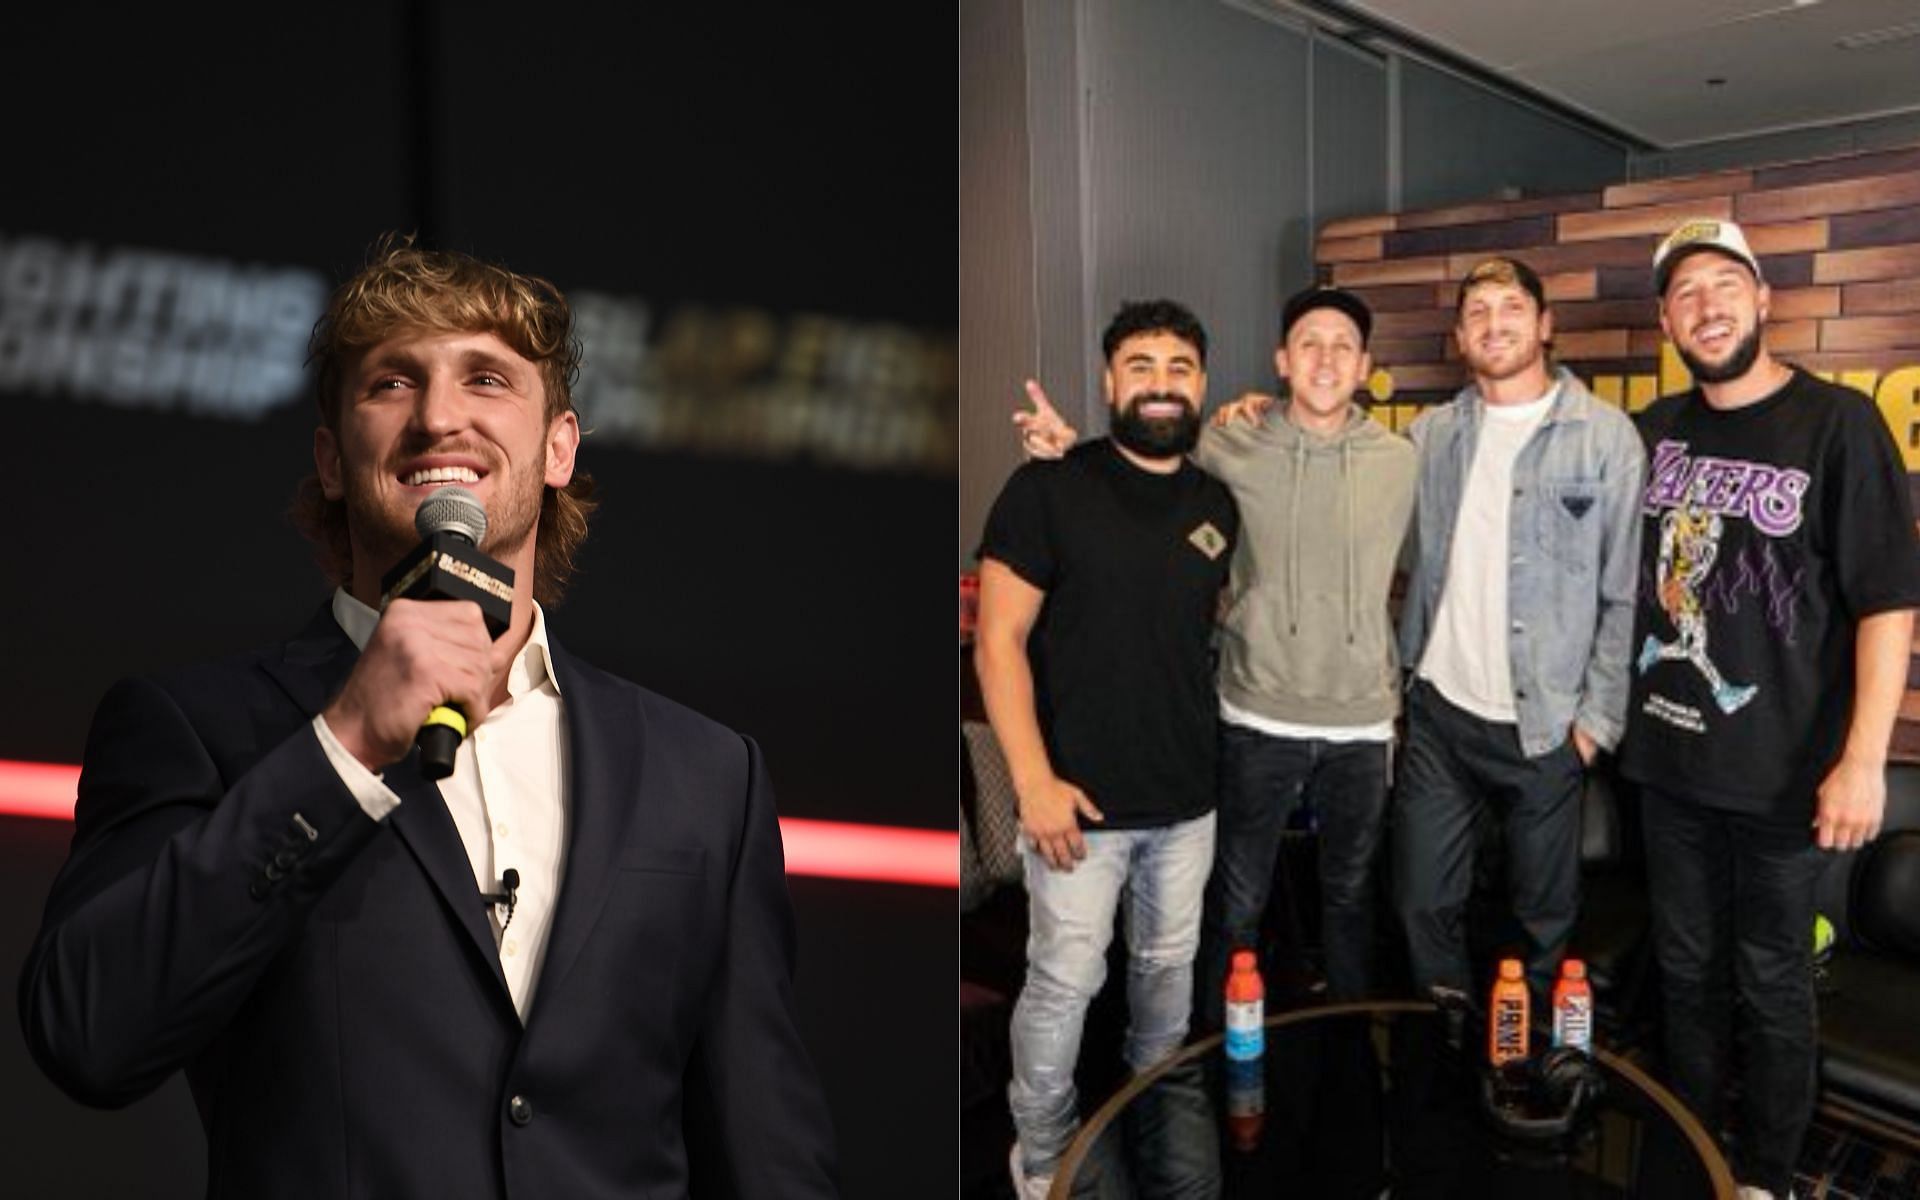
[978,299,1237,1199]
[1393,257,1644,1007]
[1625,219,1920,1200]
[18,236,838,1199]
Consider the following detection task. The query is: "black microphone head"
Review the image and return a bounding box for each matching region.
[501,868,520,890]
[415,485,487,546]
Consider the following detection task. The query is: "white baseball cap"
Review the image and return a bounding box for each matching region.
[1653,217,1763,295]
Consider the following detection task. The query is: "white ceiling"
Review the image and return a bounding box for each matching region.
[1309,0,1920,147]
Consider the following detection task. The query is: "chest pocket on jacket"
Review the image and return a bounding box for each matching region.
[620,846,707,876]
[1536,479,1603,571]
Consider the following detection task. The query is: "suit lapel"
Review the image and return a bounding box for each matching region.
[384,753,515,1003]
[534,638,644,1002]
[259,600,514,1008]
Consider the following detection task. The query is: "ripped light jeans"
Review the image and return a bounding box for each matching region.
[1007,811,1216,1176]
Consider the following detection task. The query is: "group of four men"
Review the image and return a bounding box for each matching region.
[975,217,1920,1200]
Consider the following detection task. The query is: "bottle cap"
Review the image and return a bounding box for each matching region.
[1231,949,1257,972]
[1561,959,1587,980]
[1497,959,1523,981]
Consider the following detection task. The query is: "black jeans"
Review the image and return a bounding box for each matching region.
[1197,722,1391,1027]
[1641,787,1822,1196]
[1392,680,1584,1002]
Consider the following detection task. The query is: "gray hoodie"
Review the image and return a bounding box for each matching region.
[1196,402,1418,728]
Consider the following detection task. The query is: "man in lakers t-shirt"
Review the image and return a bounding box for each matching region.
[1627,217,1920,1200]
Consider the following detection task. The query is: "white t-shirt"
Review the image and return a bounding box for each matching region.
[1418,384,1557,722]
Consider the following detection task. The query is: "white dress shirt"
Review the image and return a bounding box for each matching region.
[312,588,570,1021]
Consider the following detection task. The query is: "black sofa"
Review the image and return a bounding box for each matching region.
[1813,762,1920,1142]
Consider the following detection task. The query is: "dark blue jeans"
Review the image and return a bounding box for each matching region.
[1641,787,1822,1197]
[1197,722,1391,1027]
[1392,680,1584,1002]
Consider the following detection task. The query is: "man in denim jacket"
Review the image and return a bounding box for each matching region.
[1394,257,1645,1004]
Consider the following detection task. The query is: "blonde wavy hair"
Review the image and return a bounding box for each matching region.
[292,233,598,606]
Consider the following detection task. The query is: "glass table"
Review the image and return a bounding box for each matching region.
[1051,1000,1736,1198]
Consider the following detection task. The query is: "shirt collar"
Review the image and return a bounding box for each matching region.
[330,587,561,700]
[1484,379,1559,423]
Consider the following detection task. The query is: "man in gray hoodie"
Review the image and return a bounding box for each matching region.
[1016,285,1417,1013]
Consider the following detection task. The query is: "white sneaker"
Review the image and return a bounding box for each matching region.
[1010,1142,1054,1200]
[1735,1187,1795,1200]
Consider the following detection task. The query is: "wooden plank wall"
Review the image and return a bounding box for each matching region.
[1314,142,1920,760]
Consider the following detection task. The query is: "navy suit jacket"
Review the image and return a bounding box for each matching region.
[19,605,838,1198]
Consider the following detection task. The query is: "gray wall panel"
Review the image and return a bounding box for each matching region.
[1631,110,1920,179]
[1083,0,1311,404]
[961,0,1040,566]
[1399,58,1628,210]
[1025,0,1097,442]
[1312,38,1390,241]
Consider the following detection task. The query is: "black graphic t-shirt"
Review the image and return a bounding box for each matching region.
[1621,369,1920,815]
[978,439,1239,829]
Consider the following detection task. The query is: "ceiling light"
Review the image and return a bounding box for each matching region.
[1836,20,1920,50]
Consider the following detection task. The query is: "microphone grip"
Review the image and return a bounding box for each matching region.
[418,704,469,780]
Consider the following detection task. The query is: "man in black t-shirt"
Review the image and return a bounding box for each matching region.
[976,299,1238,1199]
[1626,218,1920,1200]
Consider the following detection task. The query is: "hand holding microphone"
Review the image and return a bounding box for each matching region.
[321,487,516,777]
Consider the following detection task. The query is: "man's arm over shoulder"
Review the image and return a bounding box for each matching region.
[1191,415,1258,480]
[1576,407,1648,752]
[18,671,379,1108]
[682,733,839,1199]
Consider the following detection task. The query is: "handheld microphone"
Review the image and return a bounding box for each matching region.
[378,486,516,780]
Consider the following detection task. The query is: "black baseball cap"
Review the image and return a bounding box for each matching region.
[1281,285,1372,347]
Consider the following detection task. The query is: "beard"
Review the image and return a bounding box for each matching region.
[341,475,422,581]
[1462,338,1545,384]
[1676,323,1762,385]
[340,440,544,580]
[1110,394,1202,459]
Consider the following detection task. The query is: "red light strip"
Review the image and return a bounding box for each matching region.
[0,761,87,822]
[777,817,959,888]
[0,760,958,890]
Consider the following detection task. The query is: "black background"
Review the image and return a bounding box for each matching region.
[1,4,953,1196]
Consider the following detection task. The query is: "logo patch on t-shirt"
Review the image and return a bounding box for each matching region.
[1561,493,1594,519]
[1188,522,1227,560]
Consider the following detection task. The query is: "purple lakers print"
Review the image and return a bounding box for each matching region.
[1637,439,1811,716]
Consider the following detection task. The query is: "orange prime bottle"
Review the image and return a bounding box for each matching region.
[1489,958,1530,1067]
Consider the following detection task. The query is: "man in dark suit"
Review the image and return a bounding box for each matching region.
[18,235,839,1198]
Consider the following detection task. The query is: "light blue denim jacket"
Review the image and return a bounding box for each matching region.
[1398,368,1646,758]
